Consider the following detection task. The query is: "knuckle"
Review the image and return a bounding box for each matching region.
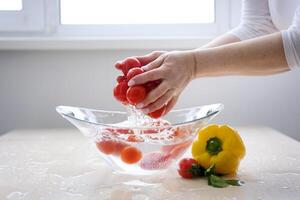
[152,51,163,57]
[147,71,156,80]
[162,67,172,76]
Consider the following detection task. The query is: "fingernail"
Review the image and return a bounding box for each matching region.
[141,108,150,113]
[141,66,147,71]
[136,103,144,109]
[128,80,135,86]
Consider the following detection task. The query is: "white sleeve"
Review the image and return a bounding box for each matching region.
[281,7,300,70]
[230,0,278,40]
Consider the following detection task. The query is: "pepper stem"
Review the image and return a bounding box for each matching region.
[206,137,222,155]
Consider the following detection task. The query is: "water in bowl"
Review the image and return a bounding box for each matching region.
[56,103,223,175]
[94,106,194,175]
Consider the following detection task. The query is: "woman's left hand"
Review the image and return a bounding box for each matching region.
[128,50,196,114]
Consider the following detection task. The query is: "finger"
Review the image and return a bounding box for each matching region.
[135,51,166,66]
[136,82,169,108]
[141,55,165,72]
[141,89,174,114]
[164,96,178,114]
[128,68,165,86]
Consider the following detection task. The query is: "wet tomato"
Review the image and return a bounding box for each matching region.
[148,106,166,119]
[96,140,115,155]
[127,67,144,81]
[126,86,146,105]
[120,146,142,164]
[113,81,129,103]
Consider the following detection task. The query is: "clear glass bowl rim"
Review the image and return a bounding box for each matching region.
[56,103,224,130]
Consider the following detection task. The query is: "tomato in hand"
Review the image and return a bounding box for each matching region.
[115,60,126,71]
[122,57,142,75]
[148,105,166,119]
[116,75,127,83]
[126,86,146,105]
[113,81,129,103]
[124,57,142,69]
[127,67,144,81]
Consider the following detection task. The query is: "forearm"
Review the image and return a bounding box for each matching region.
[200,33,241,48]
[191,32,289,78]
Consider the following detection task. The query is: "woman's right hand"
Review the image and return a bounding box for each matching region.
[114,51,178,114]
[116,50,196,115]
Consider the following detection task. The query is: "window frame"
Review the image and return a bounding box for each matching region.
[0,0,240,49]
[55,0,230,38]
[0,0,44,32]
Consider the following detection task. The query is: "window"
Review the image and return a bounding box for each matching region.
[0,0,239,47]
[0,0,22,10]
[0,0,44,32]
[57,0,231,38]
[61,0,214,24]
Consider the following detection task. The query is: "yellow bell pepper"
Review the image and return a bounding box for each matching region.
[192,124,246,174]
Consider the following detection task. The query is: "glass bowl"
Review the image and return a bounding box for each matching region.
[56,103,223,176]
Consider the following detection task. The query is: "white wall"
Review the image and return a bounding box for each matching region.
[0,50,300,140]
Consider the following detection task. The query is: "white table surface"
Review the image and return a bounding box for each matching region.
[0,127,300,200]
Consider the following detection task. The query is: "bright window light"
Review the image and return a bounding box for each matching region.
[0,0,22,10]
[60,0,215,24]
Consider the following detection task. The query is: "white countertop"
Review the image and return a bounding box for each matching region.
[0,127,300,200]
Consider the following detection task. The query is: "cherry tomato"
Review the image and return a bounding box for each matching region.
[116,75,127,83]
[126,86,146,105]
[113,81,129,103]
[148,105,166,119]
[114,142,128,155]
[124,57,142,68]
[122,57,142,75]
[96,140,115,155]
[178,158,198,179]
[115,60,126,71]
[127,67,144,81]
[120,146,142,164]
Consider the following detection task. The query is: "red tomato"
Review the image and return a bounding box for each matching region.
[120,146,142,164]
[122,57,142,75]
[178,158,198,179]
[148,105,166,119]
[127,67,144,81]
[124,57,142,68]
[116,75,127,83]
[95,140,115,155]
[126,86,146,105]
[113,81,129,103]
[114,142,129,155]
[115,60,126,71]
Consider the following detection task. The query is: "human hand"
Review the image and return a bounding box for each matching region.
[128,50,196,114]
